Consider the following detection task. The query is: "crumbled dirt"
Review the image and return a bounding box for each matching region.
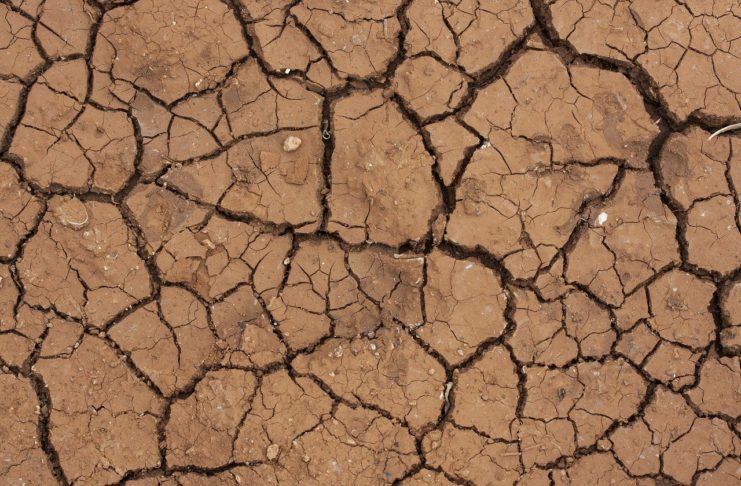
[0,1,739,485]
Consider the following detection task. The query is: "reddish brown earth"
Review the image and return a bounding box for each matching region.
[0,0,740,485]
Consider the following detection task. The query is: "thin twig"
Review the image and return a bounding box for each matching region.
[708,123,741,140]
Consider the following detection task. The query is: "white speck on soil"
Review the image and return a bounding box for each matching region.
[283,136,302,152]
[266,443,280,460]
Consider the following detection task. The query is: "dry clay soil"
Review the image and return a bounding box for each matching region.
[1,0,741,485]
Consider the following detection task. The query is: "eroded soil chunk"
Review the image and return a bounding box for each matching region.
[293,325,446,431]
[328,91,441,245]
[93,0,249,104]
[0,374,56,484]
[37,336,162,484]
[0,163,43,258]
[19,197,151,327]
[406,0,534,74]
[291,0,402,79]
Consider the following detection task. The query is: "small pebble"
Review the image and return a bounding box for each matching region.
[283,136,302,152]
[266,443,280,460]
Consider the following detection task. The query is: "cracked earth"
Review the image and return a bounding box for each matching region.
[0,0,740,484]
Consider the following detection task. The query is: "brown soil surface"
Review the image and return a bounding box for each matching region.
[0,0,739,485]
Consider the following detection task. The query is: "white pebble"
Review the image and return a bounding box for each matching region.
[266,444,280,460]
[283,136,302,152]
